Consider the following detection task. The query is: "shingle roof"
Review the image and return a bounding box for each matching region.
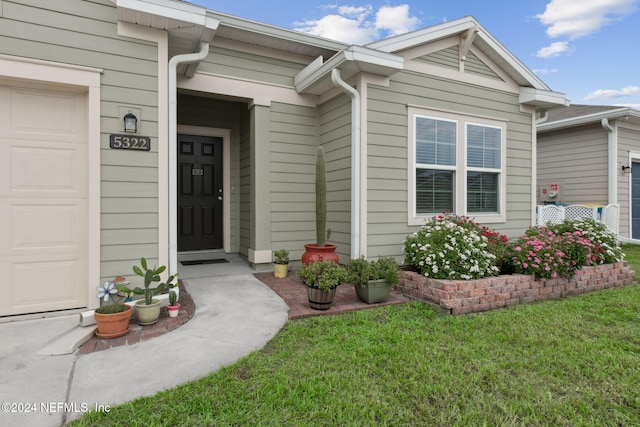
[545,104,623,123]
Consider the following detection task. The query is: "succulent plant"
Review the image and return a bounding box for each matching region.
[316,146,327,246]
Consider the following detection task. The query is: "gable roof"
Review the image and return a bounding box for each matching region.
[367,16,551,92]
[538,104,640,132]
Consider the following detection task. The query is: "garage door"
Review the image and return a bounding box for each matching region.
[0,81,88,316]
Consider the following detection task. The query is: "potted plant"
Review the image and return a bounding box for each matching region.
[166,290,180,318]
[273,249,290,278]
[94,280,132,338]
[346,256,401,304]
[301,146,339,264]
[117,257,177,326]
[296,260,347,310]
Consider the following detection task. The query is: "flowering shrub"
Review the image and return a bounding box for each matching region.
[544,218,624,264]
[404,214,499,280]
[507,227,601,280]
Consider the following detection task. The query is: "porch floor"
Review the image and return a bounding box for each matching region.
[254,270,409,320]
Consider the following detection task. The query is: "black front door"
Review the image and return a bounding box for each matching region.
[178,134,223,251]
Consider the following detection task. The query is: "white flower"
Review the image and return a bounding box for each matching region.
[96,281,118,302]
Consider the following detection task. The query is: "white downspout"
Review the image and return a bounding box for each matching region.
[331,68,361,259]
[168,42,210,272]
[602,118,617,205]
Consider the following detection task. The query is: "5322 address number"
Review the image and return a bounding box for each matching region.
[109,134,151,151]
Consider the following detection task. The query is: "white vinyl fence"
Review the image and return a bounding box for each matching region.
[536,204,619,235]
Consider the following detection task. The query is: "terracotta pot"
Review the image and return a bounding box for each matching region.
[167,303,181,318]
[135,299,161,325]
[301,244,339,265]
[94,304,132,338]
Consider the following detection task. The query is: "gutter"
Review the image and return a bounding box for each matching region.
[168,42,210,272]
[602,118,617,205]
[331,69,361,259]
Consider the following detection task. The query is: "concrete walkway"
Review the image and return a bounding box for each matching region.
[0,273,289,426]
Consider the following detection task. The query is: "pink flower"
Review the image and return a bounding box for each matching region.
[514,246,521,252]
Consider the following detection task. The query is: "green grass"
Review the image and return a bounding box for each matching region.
[73,249,640,426]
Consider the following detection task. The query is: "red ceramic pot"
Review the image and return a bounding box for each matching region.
[301,244,339,265]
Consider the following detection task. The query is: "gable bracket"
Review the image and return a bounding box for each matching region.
[459,25,478,63]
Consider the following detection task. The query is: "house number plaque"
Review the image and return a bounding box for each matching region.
[109,134,151,151]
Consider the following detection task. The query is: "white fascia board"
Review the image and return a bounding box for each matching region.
[117,0,217,29]
[519,87,569,109]
[368,15,550,91]
[295,46,403,94]
[537,107,636,132]
[367,16,478,52]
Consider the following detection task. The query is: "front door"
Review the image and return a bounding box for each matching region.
[177,134,224,251]
[632,162,640,239]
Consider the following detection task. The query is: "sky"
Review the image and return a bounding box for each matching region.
[188,0,640,108]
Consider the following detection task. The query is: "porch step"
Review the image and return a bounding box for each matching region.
[37,323,95,356]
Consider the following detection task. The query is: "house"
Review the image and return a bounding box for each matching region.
[537,104,640,240]
[0,0,567,317]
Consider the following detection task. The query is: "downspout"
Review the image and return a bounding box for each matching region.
[331,68,361,259]
[602,118,617,205]
[168,42,210,272]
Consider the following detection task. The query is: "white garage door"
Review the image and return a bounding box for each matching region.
[0,81,88,316]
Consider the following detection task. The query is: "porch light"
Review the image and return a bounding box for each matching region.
[124,111,138,133]
[622,165,631,173]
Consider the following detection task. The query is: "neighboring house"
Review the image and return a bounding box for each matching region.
[0,0,566,316]
[537,104,640,240]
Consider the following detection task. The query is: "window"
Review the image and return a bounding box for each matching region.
[408,107,506,224]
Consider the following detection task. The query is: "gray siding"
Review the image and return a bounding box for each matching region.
[537,124,608,205]
[415,46,459,70]
[318,94,353,262]
[617,125,640,238]
[0,0,162,281]
[465,51,502,80]
[367,70,534,259]
[201,45,307,87]
[269,102,318,260]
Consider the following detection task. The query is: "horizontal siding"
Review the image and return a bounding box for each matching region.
[465,51,502,80]
[366,70,533,259]
[201,46,306,87]
[537,124,608,205]
[416,45,459,70]
[0,0,161,282]
[269,102,318,260]
[617,125,640,238]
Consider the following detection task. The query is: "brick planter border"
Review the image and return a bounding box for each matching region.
[398,262,636,315]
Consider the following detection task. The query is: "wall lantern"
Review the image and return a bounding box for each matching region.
[123,111,138,133]
[622,165,632,173]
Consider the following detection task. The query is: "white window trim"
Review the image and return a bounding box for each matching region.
[408,106,507,225]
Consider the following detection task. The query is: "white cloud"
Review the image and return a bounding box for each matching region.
[294,4,420,44]
[584,85,640,100]
[536,41,572,58]
[536,0,637,39]
[375,5,420,36]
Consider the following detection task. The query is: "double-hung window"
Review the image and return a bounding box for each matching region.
[408,107,506,225]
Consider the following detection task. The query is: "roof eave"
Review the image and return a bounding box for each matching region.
[295,46,404,95]
[537,107,639,132]
[519,87,570,109]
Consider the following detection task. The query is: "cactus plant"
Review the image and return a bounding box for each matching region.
[316,146,327,246]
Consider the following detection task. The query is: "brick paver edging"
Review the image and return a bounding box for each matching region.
[77,281,194,354]
[398,262,636,315]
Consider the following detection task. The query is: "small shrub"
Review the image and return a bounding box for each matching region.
[95,303,128,315]
[507,227,600,280]
[545,218,624,264]
[296,260,347,290]
[403,214,499,280]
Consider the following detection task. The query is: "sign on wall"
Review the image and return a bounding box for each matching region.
[109,134,151,151]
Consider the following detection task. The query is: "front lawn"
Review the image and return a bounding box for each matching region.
[73,247,640,426]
